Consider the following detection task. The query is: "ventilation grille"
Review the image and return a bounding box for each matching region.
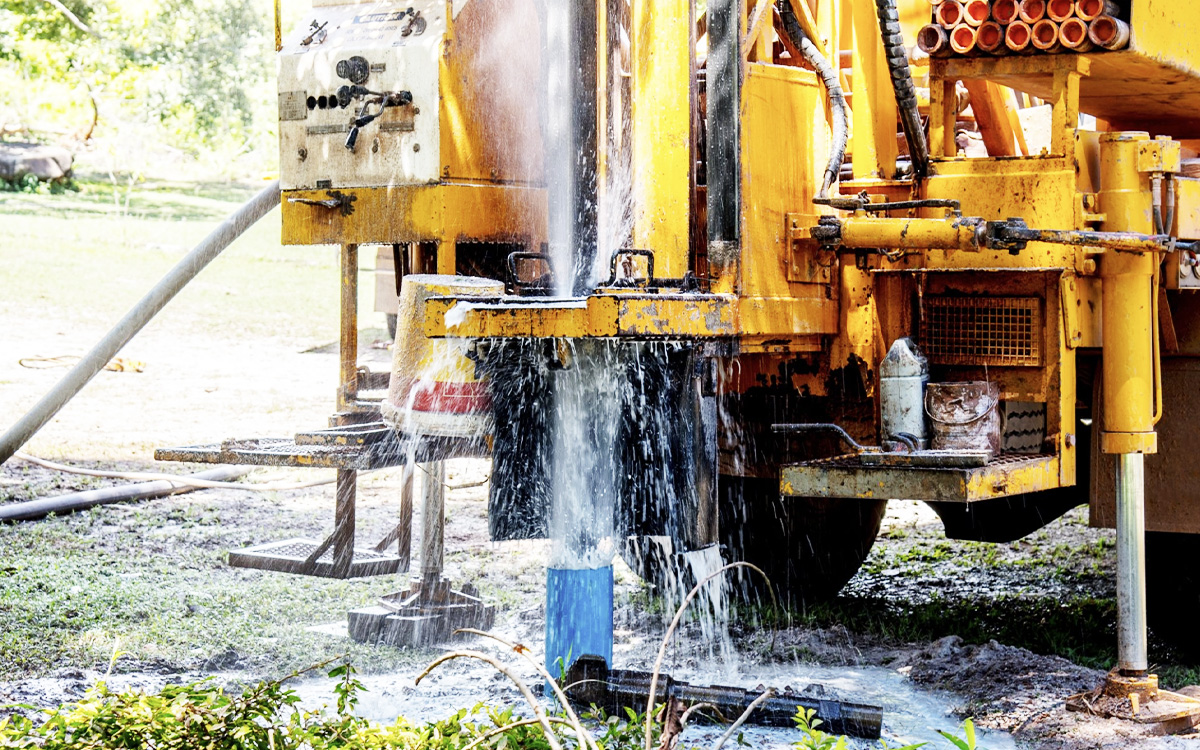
[922,296,1041,367]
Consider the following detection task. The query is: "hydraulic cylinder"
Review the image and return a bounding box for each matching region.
[1098,131,1159,676]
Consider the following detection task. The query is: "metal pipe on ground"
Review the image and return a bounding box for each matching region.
[992,0,1021,25]
[917,24,950,56]
[949,24,979,55]
[1005,20,1035,53]
[1089,15,1130,50]
[1047,0,1075,22]
[0,466,247,522]
[0,181,282,466]
[1060,17,1094,51]
[1075,0,1119,22]
[935,0,964,29]
[1031,19,1062,52]
[1019,0,1047,24]
[962,0,990,26]
[976,21,1006,54]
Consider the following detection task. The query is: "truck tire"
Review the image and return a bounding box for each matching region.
[718,476,888,605]
[1147,531,1200,658]
[620,477,886,605]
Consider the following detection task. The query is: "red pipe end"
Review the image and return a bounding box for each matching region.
[951,24,978,54]
[992,0,1020,24]
[937,1,963,28]
[1006,20,1033,51]
[1032,18,1060,49]
[1048,0,1075,22]
[1019,0,1047,23]
[978,22,1005,52]
[1060,17,1090,48]
[964,0,991,26]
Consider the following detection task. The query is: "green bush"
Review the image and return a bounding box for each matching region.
[0,662,652,750]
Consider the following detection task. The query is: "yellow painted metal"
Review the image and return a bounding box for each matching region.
[849,0,898,179]
[631,0,692,279]
[838,216,982,252]
[738,62,838,339]
[1098,131,1159,455]
[438,0,544,185]
[1171,177,1200,240]
[423,294,736,340]
[780,454,1062,502]
[784,0,828,61]
[280,183,546,248]
[741,0,774,61]
[921,157,1082,270]
[930,56,1089,159]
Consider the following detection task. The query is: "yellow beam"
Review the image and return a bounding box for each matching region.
[632,0,692,279]
[850,0,898,178]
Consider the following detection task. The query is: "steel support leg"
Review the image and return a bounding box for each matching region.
[331,468,356,579]
[421,460,445,580]
[1116,453,1148,675]
[338,243,359,415]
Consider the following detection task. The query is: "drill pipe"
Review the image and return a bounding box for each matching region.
[950,23,979,54]
[1031,18,1062,52]
[918,23,951,56]
[1075,0,1119,22]
[935,0,964,29]
[977,21,1006,53]
[563,656,884,739]
[1060,17,1094,51]
[992,0,1020,24]
[1005,20,1035,53]
[1019,0,1047,23]
[962,0,991,26]
[1047,0,1075,22]
[1089,15,1130,50]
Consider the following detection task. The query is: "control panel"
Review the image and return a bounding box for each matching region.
[278,0,447,190]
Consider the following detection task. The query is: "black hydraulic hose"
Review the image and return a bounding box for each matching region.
[873,0,930,178]
[777,2,848,199]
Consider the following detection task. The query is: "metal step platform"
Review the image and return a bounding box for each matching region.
[154,422,487,470]
[155,423,489,579]
[230,538,404,578]
[780,452,1061,503]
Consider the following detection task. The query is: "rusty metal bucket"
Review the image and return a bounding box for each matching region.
[926,381,1001,456]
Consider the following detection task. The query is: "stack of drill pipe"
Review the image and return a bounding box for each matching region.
[917,0,1129,57]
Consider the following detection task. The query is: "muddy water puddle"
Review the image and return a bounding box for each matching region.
[293,656,1016,749]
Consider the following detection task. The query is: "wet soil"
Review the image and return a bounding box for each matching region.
[2,228,1198,746]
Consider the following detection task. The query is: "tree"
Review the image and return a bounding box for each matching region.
[0,0,272,155]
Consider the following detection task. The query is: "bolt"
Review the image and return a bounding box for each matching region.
[413,143,421,152]
[298,147,307,161]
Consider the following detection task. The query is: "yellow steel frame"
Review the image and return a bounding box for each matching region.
[281,183,547,254]
[631,0,693,279]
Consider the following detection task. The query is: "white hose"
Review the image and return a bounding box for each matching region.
[12,451,337,491]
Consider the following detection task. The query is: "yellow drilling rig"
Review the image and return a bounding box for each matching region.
[144,0,1200,724]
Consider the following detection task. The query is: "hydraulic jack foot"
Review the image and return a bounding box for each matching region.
[347,460,494,646]
[348,575,495,646]
[1067,671,1200,735]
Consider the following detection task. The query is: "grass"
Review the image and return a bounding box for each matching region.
[0,495,422,680]
[0,177,378,349]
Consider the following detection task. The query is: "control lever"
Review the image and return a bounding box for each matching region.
[341,89,413,152]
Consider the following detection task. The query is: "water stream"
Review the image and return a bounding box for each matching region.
[293,658,1018,749]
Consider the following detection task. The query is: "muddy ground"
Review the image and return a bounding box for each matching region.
[2,186,1199,748]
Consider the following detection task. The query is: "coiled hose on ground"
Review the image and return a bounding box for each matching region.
[777,2,848,199]
[873,0,930,178]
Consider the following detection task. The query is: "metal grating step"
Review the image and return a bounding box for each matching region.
[229,538,403,578]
